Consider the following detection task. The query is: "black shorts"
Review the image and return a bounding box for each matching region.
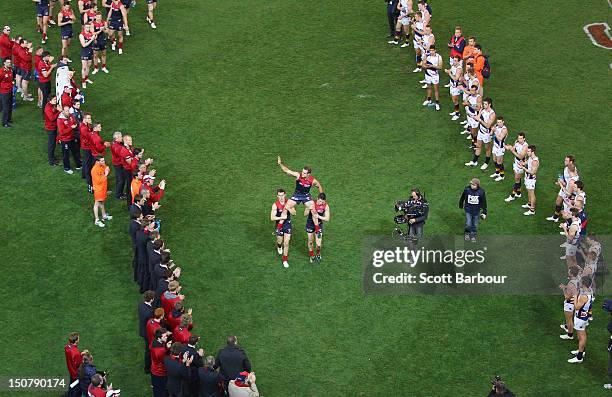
[109,19,123,31]
[18,68,32,81]
[80,49,93,60]
[61,30,73,40]
[37,5,50,17]
[94,44,106,51]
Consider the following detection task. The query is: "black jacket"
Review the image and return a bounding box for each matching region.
[215,345,251,380]
[138,301,155,338]
[155,279,170,308]
[409,199,429,225]
[164,356,191,395]
[129,220,141,250]
[136,229,150,264]
[198,367,224,397]
[459,186,487,215]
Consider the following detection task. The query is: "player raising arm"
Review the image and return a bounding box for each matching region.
[305,193,330,263]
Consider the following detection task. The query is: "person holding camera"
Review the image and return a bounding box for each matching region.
[459,178,487,242]
[228,372,259,397]
[406,188,429,240]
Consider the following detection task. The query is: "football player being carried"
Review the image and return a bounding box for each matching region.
[270,188,295,269]
[305,193,330,263]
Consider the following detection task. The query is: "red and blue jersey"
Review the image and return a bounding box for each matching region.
[294,175,314,195]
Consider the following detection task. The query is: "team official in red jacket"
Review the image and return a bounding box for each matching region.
[150,327,171,397]
[44,96,61,165]
[64,332,82,396]
[0,58,14,128]
[161,281,184,318]
[146,307,165,348]
[57,105,82,173]
[173,314,193,344]
[110,130,126,199]
[36,51,56,114]
[0,26,12,62]
[79,112,94,188]
[142,175,166,203]
[16,39,34,101]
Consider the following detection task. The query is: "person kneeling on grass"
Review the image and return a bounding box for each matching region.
[91,156,113,228]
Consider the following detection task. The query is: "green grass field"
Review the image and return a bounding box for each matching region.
[1,0,612,395]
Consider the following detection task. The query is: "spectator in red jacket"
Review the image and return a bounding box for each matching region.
[161,281,184,317]
[146,307,165,348]
[17,39,34,101]
[0,58,14,128]
[44,96,61,165]
[150,327,171,397]
[64,332,82,397]
[173,314,193,344]
[0,26,12,62]
[110,130,126,199]
[57,105,82,174]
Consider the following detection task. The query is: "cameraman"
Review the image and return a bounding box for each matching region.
[604,300,612,390]
[406,188,429,240]
[487,380,515,397]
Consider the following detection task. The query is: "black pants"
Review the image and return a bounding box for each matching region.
[39,81,51,116]
[387,2,397,35]
[60,140,82,171]
[0,91,12,125]
[82,149,94,185]
[46,128,57,164]
[151,374,168,397]
[123,168,133,209]
[144,336,151,374]
[114,164,126,198]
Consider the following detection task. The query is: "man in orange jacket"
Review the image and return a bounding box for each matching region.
[91,156,113,228]
[473,44,485,86]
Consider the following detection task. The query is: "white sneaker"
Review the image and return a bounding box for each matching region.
[434,103,440,111]
[460,120,468,125]
[460,129,469,135]
[91,68,99,75]
[560,242,569,248]
[276,246,283,255]
[103,214,113,221]
[400,43,409,48]
[86,79,94,84]
[102,67,109,74]
[118,48,123,55]
[126,30,131,36]
[560,255,567,260]
[546,216,559,222]
[480,163,489,170]
[466,134,472,140]
[150,22,157,29]
[521,203,531,209]
[604,384,612,390]
[282,261,289,269]
[421,84,428,89]
[451,114,460,121]
[419,79,427,84]
[64,169,74,174]
[504,195,516,202]
[494,175,505,182]
[82,83,87,89]
[571,350,585,356]
[422,100,431,106]
[412,67,421,73]
[449,111,456,116]
[567,356,583,363]
[95,220,105,228]
[559,334,573,340]
[560,324,568,332]
[111,42,116,51]
[444,83,451,88]
[524,209,536,216]
[560,231,566,236]
[490,172,499,178]
[465,161,477,167]
[387,39,398,44]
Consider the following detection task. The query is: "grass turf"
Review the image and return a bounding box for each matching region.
[1,0,612,395]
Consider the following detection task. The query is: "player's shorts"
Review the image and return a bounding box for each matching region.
[37,5,50,17]
[477,129,492,143]
[305,219,323,234]
[450,86,461,97]
[524,177,536,190]
[413,39,420,50]
[290,192,312,204]
[80,48,93,60]
[565,243,578,257]
[573,316,588,331]
[492,145,505,157]
[94,40,107,51]
[122,0,132,8]
[558,188,567,200]
[563,300,574,312]
[425,73,439,85]
[61,29,73,40]
[109,18,123,31]
[466,114,479,129]
[513,162,524,175]
[275,221,292,236]
[400,17,410,26]
[18,68,32,81]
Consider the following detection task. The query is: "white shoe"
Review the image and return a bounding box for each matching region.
[480,163,489,170]
[521,203,531,209]
[282,261,289,268]
[489,172,499,178]
[567,356,583,363]
[434,103,440,111]
[419,79,427,84]
[560,324,568,332]
[504,195,516,202]
[559,334,573,340]
[66,58,73,63]
[421,84,428,89]
[560,242,568,248]
[604,384,612,390]
[546,216,559,222]
[118,48,123,55]
[64,169,74,175]
[560,255,567,260]
[400,43,409,48]
[560,231,566,236]
[494,175,505,182]
[451,114,460,121]
[465,161,477,167]
[466,134,472,140]
[387,39,398,44]
[460,129,469,135]
[86,79,94,84]
[126,30,131,36]
[524,209,536,216]
[412,67,421,73]
[102,67,109,74]
[422,100,431,106]
[111,42,116,51]
[444,83,451,88]
[449,111,456,116]
[91,68,99,75]
[103,214,113,221]
[570,350,585,356]
[95,220,105,228]
[150,22,157,29]
[460,120,468,125]
[276,246,283,255]
[146,16,151,23]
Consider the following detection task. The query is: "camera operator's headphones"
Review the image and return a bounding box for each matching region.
[410,188,422,199]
